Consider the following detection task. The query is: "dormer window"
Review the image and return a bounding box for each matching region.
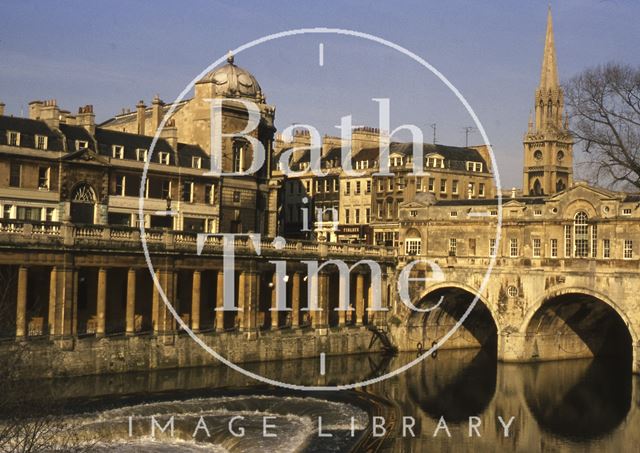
[426,156,444,168]
[391,156,403,167]
[7,131,20,146]
[622,208,632,216]
[192,156,202,169]
[112,145,124,159]
[466,161,483,172]
[136,148,148,162]
[35,135,47,150]
[75,140,88,151]
[158,152,170,165]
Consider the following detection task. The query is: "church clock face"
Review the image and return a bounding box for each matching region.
[139,28,503,391]
[534,149,543,161]
[557,150,565,161]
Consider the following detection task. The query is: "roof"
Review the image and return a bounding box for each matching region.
[433,196,546,207]
[0,115,64,150]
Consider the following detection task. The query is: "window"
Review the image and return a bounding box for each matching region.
[345,181,351,195]
[533,238,541,257]
[324,180,329,192]
[410,210,418,217]
[377,179,384,192]
[75,140,88,151]
[233,191,241,203]
[35,135,47,150]
[344,209,350,224]
[158,152,170,165]
[192,156,202,169]
[478,183,485,197]
[466,162,483,172]
[9,162,20,187]
[7,131,20,146]
[182,181,194,202]
[38,167,50,189]
[469,238,476,255]
[315,180,321,193]
[452,180,459,195]
[366,180,371,194]
[564,225,572,257]
[428,178,435,192]
[355,209,360,223]
[115,175,126,196]
[377,201,383,218]
[205,184,215,204]
[603,239,611,258]
[136,148,148,162]
[489,238,496,257]
[574,211,589,257]
[534,209,542,216]
[416,178,422,191]
[551,239,558,258]
[3,205,12,219]
[440,179,447,193]
[388,179,394,191]
[591,224,598,258]
[450,211,458,217]
[510,238,518,257]
[232,142,244,172]
[426,156,444,168]
[45,208,55,222]
[161,180,171,199]
[365,208,370,223]
[398,177,405,189]
[468,182,475,196]
[624,240,633,259]
[333,179,338,192]
[622,208,632,216]
[449,238,457,256]
[112,145,124,159]
[355,181,361,195]
[405,238,422,255]
[490,210,498,216]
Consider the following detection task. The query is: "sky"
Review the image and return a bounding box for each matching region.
[1,0,639,188]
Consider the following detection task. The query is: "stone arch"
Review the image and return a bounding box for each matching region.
[70,182,97,224]
[532,178,543,196]
[520,287,636,369]
[401,282,499,353]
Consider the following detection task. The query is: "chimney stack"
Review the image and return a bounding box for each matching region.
[151,95,164,133]
[28,100,44,120]
[39,99,61,129]
[77,105,95,134]
[351,127,380,154]
[160,119,178,149]
[0,102,5,116]
[136,100,146,135]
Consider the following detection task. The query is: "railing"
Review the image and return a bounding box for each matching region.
[0,221,396,259]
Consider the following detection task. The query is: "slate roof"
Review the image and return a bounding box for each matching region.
[0,116,64,150]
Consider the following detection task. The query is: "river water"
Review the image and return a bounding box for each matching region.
[5,348,639,452]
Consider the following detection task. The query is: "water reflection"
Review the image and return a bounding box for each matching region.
[9,350,640,452]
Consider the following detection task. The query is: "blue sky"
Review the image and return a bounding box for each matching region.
[1,0,638,187]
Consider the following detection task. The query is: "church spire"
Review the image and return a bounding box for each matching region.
[539,6,559,91]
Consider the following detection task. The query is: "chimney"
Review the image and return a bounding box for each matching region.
[0,102,4,116]
[77,105,95,134]
[511,187,517,199]
[151,95,164,133]
[39,99,61,129]
[351,127,380,154]
[58,109,70,124]
[160,119,178,149]
[28,100,44,120]
[136,100,146,135]
[321,135,341,157]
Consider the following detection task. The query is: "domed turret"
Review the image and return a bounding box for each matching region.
[197,52,264,101]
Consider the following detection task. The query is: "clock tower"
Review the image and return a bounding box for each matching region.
[523,7,573,196]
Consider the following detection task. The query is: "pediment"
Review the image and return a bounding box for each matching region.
[61,147,110,165]
[547,182,621,203]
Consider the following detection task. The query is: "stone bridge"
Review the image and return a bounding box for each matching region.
[388,255,640,374]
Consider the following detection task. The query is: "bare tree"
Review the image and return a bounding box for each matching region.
[564,62,640,190]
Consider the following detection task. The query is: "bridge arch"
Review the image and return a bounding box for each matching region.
[520,287,636,368]
[402,282,498,353]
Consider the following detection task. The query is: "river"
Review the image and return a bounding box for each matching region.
[3,348,638,452]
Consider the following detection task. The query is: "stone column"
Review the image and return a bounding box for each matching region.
[367,283,373,325]
[215,270,225,332]
[125,268,136,335]
[48,267,57,336]
[153,269,175,334]
[152,276,160,333]
[96,267,107,336]
[16,266,28,338]
[270,273,278,330]
[355,272,365,326]
[313,272,329,330]
[338,272,348,327]
[191,270,201,331]
[240,271,260,333]
[291,272,301,328]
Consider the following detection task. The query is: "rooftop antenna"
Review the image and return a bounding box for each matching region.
[430,123,437,144]
[462,126,475,147]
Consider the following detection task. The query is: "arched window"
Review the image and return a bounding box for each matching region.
[232,141,245,173]
[70,183,96,224]
[574,211,589,257]
[72,183,96,203]
[532,179,543,196]
[556,179,566,192]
